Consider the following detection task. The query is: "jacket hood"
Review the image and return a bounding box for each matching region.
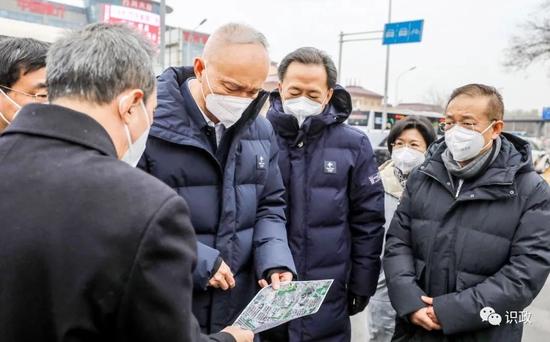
[150,66,203,145]
[267,85,352,137]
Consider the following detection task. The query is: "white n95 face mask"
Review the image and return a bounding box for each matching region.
[445,122,494,162]
[0,87,22,125]
[392,147,425,175]
[282,95,326,125]
[121,100,151,167]
[201,68,253,128]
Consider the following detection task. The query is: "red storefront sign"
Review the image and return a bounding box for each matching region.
[121,0,153,12]
[183,31,209,45]
[102,4,160,46]
[17,0,65,18]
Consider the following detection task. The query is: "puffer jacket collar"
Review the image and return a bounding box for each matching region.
[267,85,352,144]
[150,66,269,151]
[419,132,533,201]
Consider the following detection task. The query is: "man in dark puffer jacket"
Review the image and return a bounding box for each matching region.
[384,83,550,342]
[139,23,296,334]
[266,47,385,342]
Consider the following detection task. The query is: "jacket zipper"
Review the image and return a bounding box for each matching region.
[418,169,456,294]
[455,179,464,199]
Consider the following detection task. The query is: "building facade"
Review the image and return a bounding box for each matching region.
[0,0,209,72]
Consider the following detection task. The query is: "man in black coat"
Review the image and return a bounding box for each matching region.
[0,23,252,342]
[384,83,550,342]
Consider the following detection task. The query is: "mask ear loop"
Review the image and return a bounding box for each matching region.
[480,120,496,135]
[0,88,22,110]
[139,100,151,126]
[479,121,497,151]
[0,111,10,125]
[119,94,135,153]
[0,88,21,125]
[320,89,333,113]
[200,62,216,98]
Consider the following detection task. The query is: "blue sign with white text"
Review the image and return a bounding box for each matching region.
[543,107,550,121]
[383,20,424,45]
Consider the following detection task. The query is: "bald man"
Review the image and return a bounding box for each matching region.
[138,23,296,334]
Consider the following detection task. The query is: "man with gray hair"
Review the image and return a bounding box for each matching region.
[139,23,297,333]
[0,23,252,342]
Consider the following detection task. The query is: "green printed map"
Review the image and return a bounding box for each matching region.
[233,280,333,333]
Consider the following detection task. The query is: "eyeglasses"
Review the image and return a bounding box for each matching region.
[0,85,48,102]
[391,141,425,152]
[438,121,493,132]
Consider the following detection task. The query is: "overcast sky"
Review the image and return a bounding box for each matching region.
[162,0,549,112]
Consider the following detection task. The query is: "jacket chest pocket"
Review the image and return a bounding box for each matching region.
[234,141,270,185]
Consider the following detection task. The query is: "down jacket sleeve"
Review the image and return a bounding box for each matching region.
[116,195,234,342]
[383,173,429,318]
[348,135,386,297]
[253,129,297,280]
[432,178,550,335]
[138,148,221,290]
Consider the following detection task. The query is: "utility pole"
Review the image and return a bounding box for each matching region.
[338,31,344,84]
[382,0,392,132]
[395,66,416,105]
[336,30,384,84]
[186,18,207,65]
[159,0,166,70]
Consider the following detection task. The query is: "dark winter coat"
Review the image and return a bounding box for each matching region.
[267,88,385,342]
[0,104,233,342]
[384,133,550,342]
[139,67,297,333]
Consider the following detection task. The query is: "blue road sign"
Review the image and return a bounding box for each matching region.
[543,107,550,121]
[383,19,424,45]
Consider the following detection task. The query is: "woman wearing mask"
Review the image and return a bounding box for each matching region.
[367,116,436,342]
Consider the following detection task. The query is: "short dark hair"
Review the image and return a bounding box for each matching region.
[278,47,337,88]
[0,37,49,89]
[446,83,504,121]
[387,116,437,154]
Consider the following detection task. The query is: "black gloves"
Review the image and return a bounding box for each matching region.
[348,292,369,316]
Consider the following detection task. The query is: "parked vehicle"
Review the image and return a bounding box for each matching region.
[524,136,550,173]
[351,108,443,166]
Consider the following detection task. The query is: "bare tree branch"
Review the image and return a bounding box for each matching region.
[504,1,550,71]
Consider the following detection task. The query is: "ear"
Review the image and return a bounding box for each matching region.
[194,57,205,80]
[492,120,504,139]
[118,89,145,125]
[326,88,334,103]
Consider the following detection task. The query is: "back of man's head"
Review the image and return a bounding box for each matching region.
[0,37,49,89]
[47,23,156,104]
